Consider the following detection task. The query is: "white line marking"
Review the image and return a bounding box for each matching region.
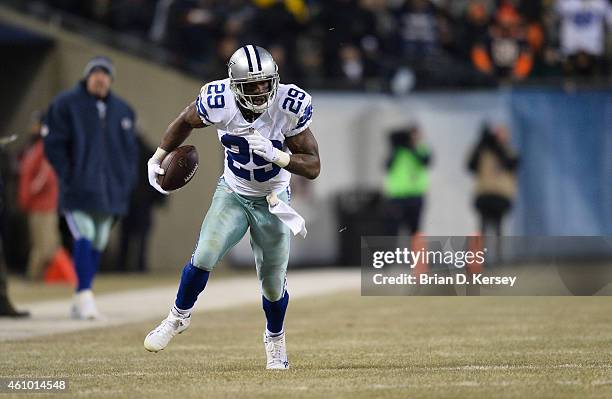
[0,269,360,342]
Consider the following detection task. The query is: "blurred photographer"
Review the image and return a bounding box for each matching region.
[18,112,60,280]
[467,123,519,236]
[383,125,432,236]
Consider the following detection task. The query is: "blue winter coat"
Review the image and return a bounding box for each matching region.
[44,82,137,216]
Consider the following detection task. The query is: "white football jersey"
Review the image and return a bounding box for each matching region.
[195,78,313,196]
[556,0,612,56]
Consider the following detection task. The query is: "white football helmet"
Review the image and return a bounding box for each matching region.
[228,45,279,113]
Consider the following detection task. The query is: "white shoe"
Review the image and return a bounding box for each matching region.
[144,309,191,352]
[71,290,104,320]
[264,330,289,370]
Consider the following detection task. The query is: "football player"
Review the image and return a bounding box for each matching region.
[143,45,320,370]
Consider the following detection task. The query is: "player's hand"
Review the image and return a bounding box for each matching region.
[147,161,169,195]
[246,130,278,163]
[147,148,169,195]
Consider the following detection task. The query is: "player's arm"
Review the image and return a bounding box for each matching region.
[148,102,207,194]
[284,128,320,180]
[247,127,321,180]
[159,102,206,152]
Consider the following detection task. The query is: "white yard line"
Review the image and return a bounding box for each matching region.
[0,268,360,342]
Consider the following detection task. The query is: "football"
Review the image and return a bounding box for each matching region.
[157,145,199,191]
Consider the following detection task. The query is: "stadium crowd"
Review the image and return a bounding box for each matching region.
[3,1,603,318]
[19,0,612,90]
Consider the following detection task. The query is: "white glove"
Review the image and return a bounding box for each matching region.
[246,130,277,162]
[246,130,290,167]
[147,147,169,195]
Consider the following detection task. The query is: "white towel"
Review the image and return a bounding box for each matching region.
[266,192,307,238]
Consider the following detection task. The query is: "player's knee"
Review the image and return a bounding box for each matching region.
[191,248,221,272]
[75,219,95,242]
[79,228,96,243]
[92,234,110,252]
[261,278,285,302]
[92,218,113,251]
[262,288,283,302]
[190,257,216,272]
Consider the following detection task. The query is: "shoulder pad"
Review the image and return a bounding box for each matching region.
[195,78,233,126]
[276,84,313,136]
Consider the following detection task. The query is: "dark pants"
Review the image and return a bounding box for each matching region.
[117,214,152,273]
[384,196,424,236]
[475,194,511,237]
[0,195,8,303]
[0,254,8,304]
[565,53,606,77]
[0,197,15,310]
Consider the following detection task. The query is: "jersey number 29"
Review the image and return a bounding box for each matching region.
[207,84,225,109]
[282,88,306,115]
[221,134,283,182]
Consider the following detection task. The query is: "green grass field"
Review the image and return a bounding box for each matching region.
[2,291,612,398]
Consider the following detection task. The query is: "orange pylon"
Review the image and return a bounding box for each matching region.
[44,247,77,286]
[466,233,484,274]
[411,232,428,276]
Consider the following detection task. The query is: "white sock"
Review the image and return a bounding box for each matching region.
[172,305,192,318]
[266,328,284,338]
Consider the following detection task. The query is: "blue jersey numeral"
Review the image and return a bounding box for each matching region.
[220,134,283,182]
[207,84,226,109]
[252,141,283,182]
[282,88,306,115]
[220,134,250,180]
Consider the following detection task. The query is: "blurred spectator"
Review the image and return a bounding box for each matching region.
[165,0,222,67]
[44,56,138,320]
[0,135,29,318]
[296,39,325,87]
[220,0,256,37]
[382,125,432,236]
[248,0,308,81]
[269,43,299,83]
[339,45,365,83]
[356,0,397,87]
[396,0,441,61]
[204,35,239,77]
[0,142,30,273]
[555,0,612,77]
[315,0,377,78]
[149,0,176,43]
[441,0,495,20]
[110,0,157,38]
[459,0,492,59]
[117,135,166,273]
[44,0,156,37]
[250,0,308,46]
[18,112,60,280]
[523,1,561,78]
[467,124,519,236]
[471,4,534,82]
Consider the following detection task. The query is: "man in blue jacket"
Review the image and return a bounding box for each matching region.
[44,56,137,320]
